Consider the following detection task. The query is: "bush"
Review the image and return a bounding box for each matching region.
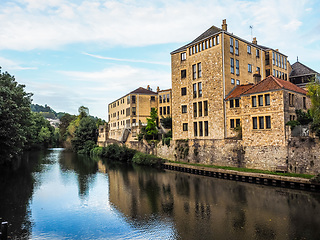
[132,152,164,166]
[92,144,136,162]
[286,120,300,130]
[160,117,172,129]
[77,140,96,155]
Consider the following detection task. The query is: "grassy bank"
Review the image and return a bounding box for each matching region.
[168,161,314,179]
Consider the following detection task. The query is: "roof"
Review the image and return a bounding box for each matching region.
[290,61,319,78]
[171,25,222,54]
[129,87,157,95]
[225,84,254,100]
[242,75,307,96]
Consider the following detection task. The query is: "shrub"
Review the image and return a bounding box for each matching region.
[132,152,164,166]
[286,120,300,130]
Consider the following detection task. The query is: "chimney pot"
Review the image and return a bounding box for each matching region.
[222,19,227,31]
[252,37,257,45]
[157,86,160,92]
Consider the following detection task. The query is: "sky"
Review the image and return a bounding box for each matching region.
[1,0,320,120]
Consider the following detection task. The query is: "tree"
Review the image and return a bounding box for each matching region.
[0,67,33,164]
[307,80,320,136]
[145,108,159,140]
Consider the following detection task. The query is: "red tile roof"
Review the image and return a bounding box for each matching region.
[225,84,254,100]
[242,75,307,96]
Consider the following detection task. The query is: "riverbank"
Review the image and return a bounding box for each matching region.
[163,162,320,192]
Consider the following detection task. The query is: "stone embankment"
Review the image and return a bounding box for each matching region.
[163,162,320,192]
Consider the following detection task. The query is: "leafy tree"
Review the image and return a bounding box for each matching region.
[307,80,320,136]
[145,108,159,140]
[78,106,89,119]
[59,113,76,142]
[0,67,33,164]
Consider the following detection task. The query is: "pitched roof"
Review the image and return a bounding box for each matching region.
[242,75,307,96]
[290,61,319,77]
[225,84,254,100]
[129,87,157,95]
[171,25,222,54]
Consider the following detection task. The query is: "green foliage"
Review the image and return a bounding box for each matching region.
[145,108,159,139]
[233,125,242,138]
[160,116,172,129]
[286,120,300,130]
[91,144,136,162]
[307,80,320,137]
[78,106,89,119]
[162,130,172,146]
[132,152,164,166]
[71,116,97,154]
[0,68,33,163]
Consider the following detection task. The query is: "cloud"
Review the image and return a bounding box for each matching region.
[83,52,170,66]
[0,57,37,70]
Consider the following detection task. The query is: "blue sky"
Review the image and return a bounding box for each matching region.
[1,0,319,120]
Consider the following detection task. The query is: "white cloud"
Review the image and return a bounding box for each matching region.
[0,56,37,70]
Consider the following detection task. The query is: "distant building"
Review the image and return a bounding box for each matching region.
[289,60,320,89]
[157,88,172,122]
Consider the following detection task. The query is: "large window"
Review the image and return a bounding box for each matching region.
[198,82,202,97]
[235,99,240,107]
[193,84,197,98]
[216,35,219,45]
[181,52,186,61]
[265,94,270,106]
[258,95,263,106]
[198,102,202,117]
[167,106,170,115]
[231,58,234,74]
[192,64,196,79]
[159,107,162,115]
[182,105,187,113]
[252,96,257,107]
[132,95,136,104]
[247,45,251,54]
[159,95,162,103]
[231,78,235,84]
[252,117,257,129]
[236,60,239,75]
[256,49,260,58]
[235,40,239,55]
[266,116,271,129]
[248,64,252,73]
[193,103,197,118]
[230,99,234,108]
[289,93,294,106]
[230,119,235,128]
[259,116,264,129]
[204,121,208,136]
[163,106,166,115]
[194,122,198,137]
[132,107,136,116]
[204,101,208,116]
[199,121,203,136]
[230,37,234,53]
[181,87,187,96]
[198,62,202,78]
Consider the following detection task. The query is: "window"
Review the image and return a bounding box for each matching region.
[189,48,192,56]
[259,116,264,129]
[276,53,278,66]
[230,119,235,128]
[236,119,240,127]
[266,69,270,76]
[235,40,239,55]
[236,60,239,75]
[289,93,294,106]
[167,94,170,102]
[167,106,170,114]
[235,99,240,107]
[181,52,186,61]
[303,97,306,109]
[230,99,234,108]
[216,35,219,44]
[151,96,155,101]
[193,83,197,98]
[159,95,162,103]
[194,122,198,137]
[256,49,260,58]
[182,105,187,113]
[183,123,188,131]
[192,46,195,54]
[163,106,166,115]
[252,117,257,129]
[198,82,202,97]
[266,116,271,129]
[192,64,197,79]
[230,37,234,53]
[199,121,203,136]
[252,96,257,107]
[163,94,166,103]
[231,58,234,74]
[181,87,187,96]
[236,80,240,85]
[231,78,235,84]
[198,62,202,78]
[204,121,208,136]
[202,42,205,50]
[159,107,162,115]
[199,43,201,52]
[196,45,198,53]
[258,95,263,106]
[256,67,260,74]
[284,58,287,70]
[204,101,208,116]
[212,37,215,46]
[265,94,270,106]
[265,52,270,65]
[272,52,275,65]
[273,69,275,76]
[132,95,136,104]
[181,69,186,78]
[132,107,136,116]
[247,45,251,54]
[248,64,252,73]
[198,102,202,117]
[209,38,212,47]
[205,40,208,49]
[127,95,130,104]
[193,103,197,117]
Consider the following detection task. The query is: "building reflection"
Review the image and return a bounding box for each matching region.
[106,163,320,240]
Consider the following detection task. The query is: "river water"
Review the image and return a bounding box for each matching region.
[1,148,320,239]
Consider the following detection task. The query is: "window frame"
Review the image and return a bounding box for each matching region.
[181,87,187,96]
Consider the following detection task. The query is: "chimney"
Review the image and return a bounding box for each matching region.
[157,86,160,92]
[221,19,227,31]
[253,71,261,84]
[147,85,150,90]
[252,37,257,45]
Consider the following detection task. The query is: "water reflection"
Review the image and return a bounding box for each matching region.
[1,149,320,240]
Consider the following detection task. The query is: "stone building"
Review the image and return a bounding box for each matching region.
[157,88,172,120]
[226,75,311,146]
[108,86,158,142]
[171,19,291,141]
[289,60,320,89]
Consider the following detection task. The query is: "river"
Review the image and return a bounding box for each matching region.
[0,148,320,239]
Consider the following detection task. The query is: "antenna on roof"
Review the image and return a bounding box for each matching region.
[249,25,253,41]
[297,56,299,62]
